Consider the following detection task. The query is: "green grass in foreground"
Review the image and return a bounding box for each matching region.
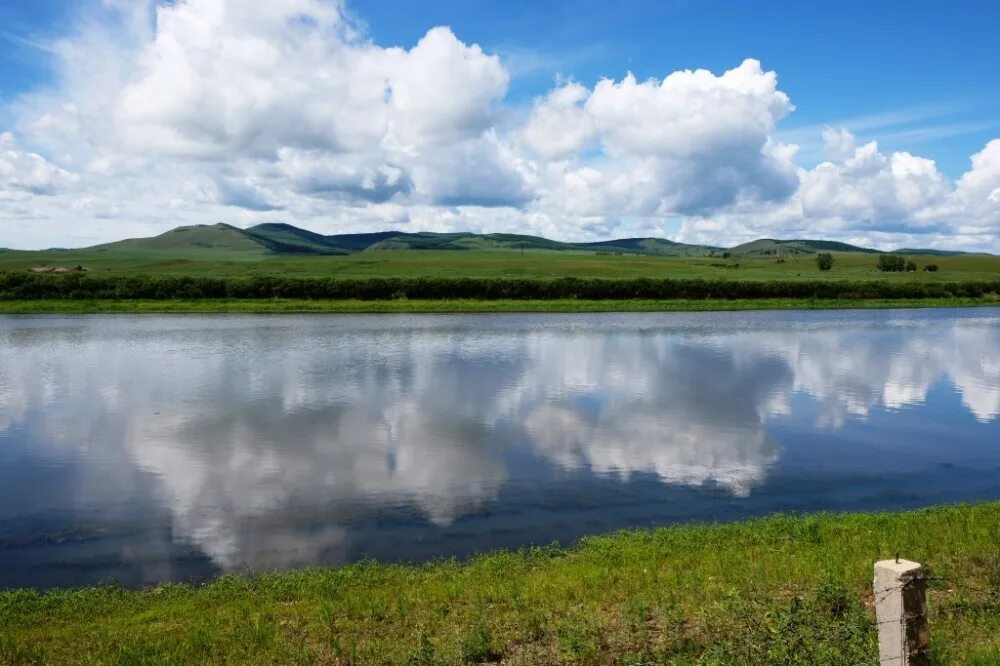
[2,296,1000,314]
[3,503,1000,665]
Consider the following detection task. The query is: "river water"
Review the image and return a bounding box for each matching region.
[2,309,999,589]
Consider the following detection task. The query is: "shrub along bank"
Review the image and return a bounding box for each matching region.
[3,272,1000,301]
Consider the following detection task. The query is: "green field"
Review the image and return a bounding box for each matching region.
[3,503,1000,665]
[4,223,999,312]
[4,247,999,281]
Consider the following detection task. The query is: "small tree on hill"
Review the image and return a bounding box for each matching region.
[905,260,917,272]
[816,253,834,271]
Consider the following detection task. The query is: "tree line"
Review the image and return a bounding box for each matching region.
[1,273,996,301]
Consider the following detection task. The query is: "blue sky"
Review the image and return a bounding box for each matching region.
[360,0,1000,176]
[1,0,999,249]
[5,1,998,174]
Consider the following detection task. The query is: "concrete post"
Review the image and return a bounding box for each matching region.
[874,559,929,666]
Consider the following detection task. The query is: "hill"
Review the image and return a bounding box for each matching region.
[93,223,264,253]
[729,239,877,257]
[891,248,970,256]
[78,223,985,259]
[243,223,349,255]
[578,237,722,256]
[86,224,721,256]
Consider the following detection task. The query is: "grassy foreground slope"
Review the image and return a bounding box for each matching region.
[3,503,1000,664]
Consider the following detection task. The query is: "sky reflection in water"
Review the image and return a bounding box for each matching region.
[1,309,999,589]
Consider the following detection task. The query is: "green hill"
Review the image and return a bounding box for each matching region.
[579,238,720,256]
[80,223,984,259]
[362,232,718,255]
[891,248,970,256]
[243,223,348,255]
[729,239,877,257]
[325,231,408,251]
[93,223,264,253]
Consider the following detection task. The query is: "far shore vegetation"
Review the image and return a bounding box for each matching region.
[3,502,1000,664]
[2,243,999,282]
[3,231,999,313]
[1,220,998,313]
[2,295,1000,314]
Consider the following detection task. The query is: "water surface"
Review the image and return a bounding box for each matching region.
[2,309,999,589]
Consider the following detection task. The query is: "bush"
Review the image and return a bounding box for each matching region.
[923,264,939,272]
[815,253,834,271]
[3,273,1000,302]
[877,254,907,272]
[905,260,917,272]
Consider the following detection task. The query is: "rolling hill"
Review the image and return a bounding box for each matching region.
[88,223,723,256]
[242,223,350,255]
[83,223,976,258]
[93,223,263,253]
[728,239,878,257]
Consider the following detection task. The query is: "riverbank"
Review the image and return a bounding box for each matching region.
[3,503,999,665]
[2,295,1000,313]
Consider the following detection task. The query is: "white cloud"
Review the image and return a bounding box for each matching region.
[952,140,1000,228]
[518,82,597,160]
[798,133,949,229]
[0,132,76,196]
[0,0,998,249]
[524,60,800,219]
[676,130,1000,251]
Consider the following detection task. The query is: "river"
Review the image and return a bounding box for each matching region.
[2,308,999,589]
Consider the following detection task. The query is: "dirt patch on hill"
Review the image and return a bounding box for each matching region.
[30,266,87,274]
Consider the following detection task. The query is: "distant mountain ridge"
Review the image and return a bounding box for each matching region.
[89,223,978,257]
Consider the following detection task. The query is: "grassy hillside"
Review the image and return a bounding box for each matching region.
[363,232,719,256]
[92,223,265,253]
[243,223,349,255]
[729,238,878,257]
[86,223,722,256]
[892,248,969,256]
[4,224,997,303]
[3,502,1000,665]
[3,246,999,281]
[21,222,989,263]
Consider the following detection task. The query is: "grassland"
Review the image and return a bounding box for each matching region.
[3,247,1000,281]
[2,248,1000,312]
[3,502,1000,665]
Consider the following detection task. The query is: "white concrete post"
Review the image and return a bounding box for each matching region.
[874,559,929,666]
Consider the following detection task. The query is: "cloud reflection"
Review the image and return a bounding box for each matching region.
[1,311,999,575]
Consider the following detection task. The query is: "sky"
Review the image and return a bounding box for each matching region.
[1,0,999,250]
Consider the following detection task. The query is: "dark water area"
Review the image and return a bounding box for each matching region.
[2,308,999,590]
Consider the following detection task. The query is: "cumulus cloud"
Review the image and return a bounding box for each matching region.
[798,132,950,230]
[114,7,508,160]
[1,0,999,249]
[4,0,525,243]
[525,60,800,218]
[0,132,76,196]
[676,130,1000,251]
[951,140,1000,229]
